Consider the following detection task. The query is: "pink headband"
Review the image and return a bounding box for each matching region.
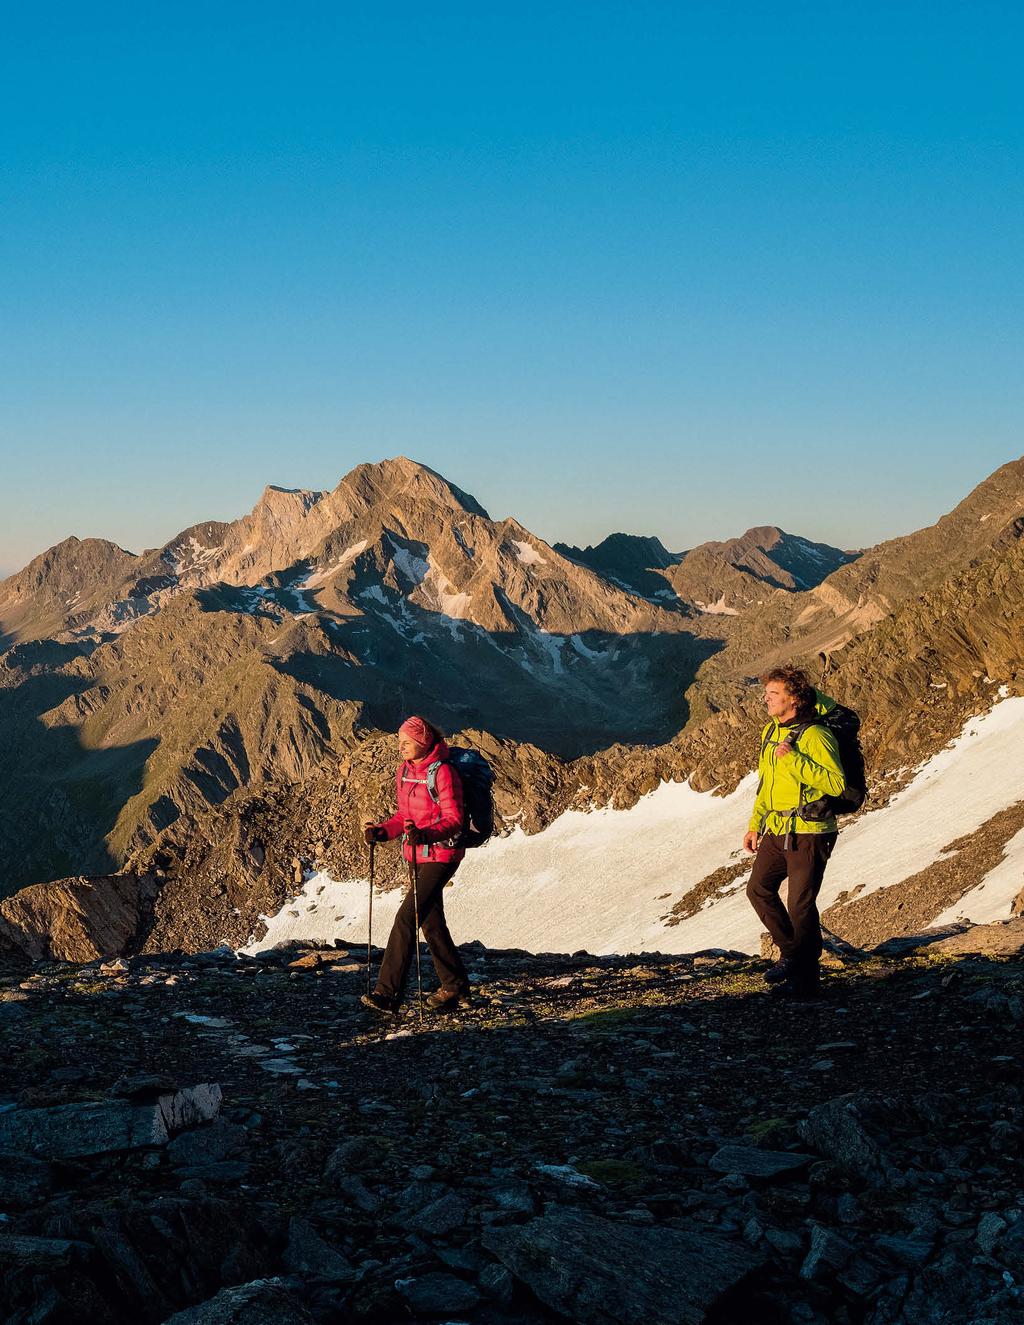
[399,716,433,746]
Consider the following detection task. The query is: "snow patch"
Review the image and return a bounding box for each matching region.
[301,541,368,588]
[425,563,473,626]
[811,697,1024,922]
[570,634,601,660]
[391,545,429,585]
[512,540,546,567]
[932,821,1024,926]
[438,589,472,619]
[696,595,740,616]
[246,776,753,957]
[187,537,218,563]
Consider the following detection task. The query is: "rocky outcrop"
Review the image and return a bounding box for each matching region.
[0,872,158,961]
[483,1207,762,1323]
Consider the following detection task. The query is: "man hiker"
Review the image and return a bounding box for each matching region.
[743,666,846,998]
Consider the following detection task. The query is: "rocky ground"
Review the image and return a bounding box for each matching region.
[1,929,1023,1325]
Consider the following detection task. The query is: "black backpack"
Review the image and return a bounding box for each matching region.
[790,703,868,820]
[425,747,496,848]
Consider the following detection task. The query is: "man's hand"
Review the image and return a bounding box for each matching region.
[403,820,421,846]
[743,831,759,854]
[773,739,793,761]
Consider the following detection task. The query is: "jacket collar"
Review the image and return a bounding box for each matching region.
[773,708,813,734]
[405,740,447,771]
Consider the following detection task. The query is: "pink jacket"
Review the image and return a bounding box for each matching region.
[377,740,466,865]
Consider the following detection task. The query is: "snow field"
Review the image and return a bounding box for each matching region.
[245,697,1024,958]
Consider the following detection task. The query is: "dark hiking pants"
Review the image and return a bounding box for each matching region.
[745,832,837,974]
[376,860,470,1000]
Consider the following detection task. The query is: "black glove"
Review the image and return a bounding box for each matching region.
[364,825,386,844]
[403,821,421,846]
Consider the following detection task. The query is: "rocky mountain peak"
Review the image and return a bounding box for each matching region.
[3,536,138,593]
[0,537,142,644]
[551,533,683,603]
[332,456,491,522]
[255,484,329,516]
[689,526,855,590]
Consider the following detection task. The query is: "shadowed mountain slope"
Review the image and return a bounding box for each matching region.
[0,459,714,900]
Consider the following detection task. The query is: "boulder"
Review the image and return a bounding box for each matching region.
[161,1278,314,1324]
[395,1273,481,1314]
[167,1119,247,1168]
[282,1217,353,1280]
[0,1100,168,1159]
[800,1225,855,1281]
[482,1206,761,1325]
[797,1095,901,1189]
[709,1145,815,1179]
[402,1190,470,1237]
[0,1233,94,1267]
[159,1084,224,1132]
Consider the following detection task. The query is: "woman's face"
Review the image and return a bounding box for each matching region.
[398,731,431,761]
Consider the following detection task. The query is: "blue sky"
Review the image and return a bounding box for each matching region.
[2,2,1022,574]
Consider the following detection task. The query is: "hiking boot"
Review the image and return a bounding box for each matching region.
[426,988,466,1011]
[361,991,400,1014]
[763,957,794,985]
[771,970,821,1001]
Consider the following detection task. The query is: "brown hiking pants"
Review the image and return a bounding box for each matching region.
[746,832,837,973]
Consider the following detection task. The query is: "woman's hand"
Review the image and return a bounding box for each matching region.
[403,820,421,845]
[361,818,382,844]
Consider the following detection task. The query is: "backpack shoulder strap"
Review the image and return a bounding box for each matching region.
[425,758,448,803]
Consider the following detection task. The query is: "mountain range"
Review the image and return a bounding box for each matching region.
[1,453,1023,960]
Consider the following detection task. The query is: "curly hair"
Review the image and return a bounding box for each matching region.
[760,666,816,715]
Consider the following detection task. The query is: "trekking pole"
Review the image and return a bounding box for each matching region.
[405,834,424,1021]
[365,839,375,999]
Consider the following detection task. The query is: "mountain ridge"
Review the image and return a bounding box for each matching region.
[1,452,1023,960]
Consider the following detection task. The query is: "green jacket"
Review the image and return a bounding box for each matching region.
[748,691,847,836]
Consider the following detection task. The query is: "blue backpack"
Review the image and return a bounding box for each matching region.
[425,747,496,848]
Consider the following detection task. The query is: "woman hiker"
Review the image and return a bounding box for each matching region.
[360,716,471,1013]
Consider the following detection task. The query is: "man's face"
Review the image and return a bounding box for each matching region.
[764,681,798,721]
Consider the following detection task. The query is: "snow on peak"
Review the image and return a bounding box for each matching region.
[301,540,368,589]
[389,542,430,586]
[512,539,547,567]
